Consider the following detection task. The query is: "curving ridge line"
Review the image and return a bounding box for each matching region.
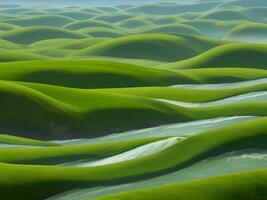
[171,78,267,90]
[157,91,267,108]
[53,116,258,145]
[58,137,179,167]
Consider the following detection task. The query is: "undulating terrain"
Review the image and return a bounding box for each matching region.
[1,0,267,199]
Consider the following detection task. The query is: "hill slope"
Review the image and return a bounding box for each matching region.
[97,169,267,200]
[165,43,267,70]
[78,34,224,62]
[0,27,86,44]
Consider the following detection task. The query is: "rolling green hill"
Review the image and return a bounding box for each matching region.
[225,23,267,42]
[199,9,250,21]
[2,79,267,139]
[78,34,224,61]
[94,13,133,23]
[181,19,245,38]
[127,2,220,15]
[0,23,20,31]
[0,2,267,200]
[1,15,74,27]
[63,19,117,30]
[0,49,48,62]
[0,137,160,164]
[59,11,94,20]
[0,134,57,147]
[97,169,267,200]
[80,27,125,38]
[165,43,267,70]
[143,24,201,36]
[117,18,153,29]
[0,26,87,44]
[0,60,196,88]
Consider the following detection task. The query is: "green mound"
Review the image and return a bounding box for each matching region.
[151,17,179,25]
[102,81,267,103]
[143,24,201,36]
[179,12,200,20]
[225,23,267,42]
[0,49,48,62]
[2,15,73,27]
[30,38,79,48]
[199,9,250,21]
[0,137,160,164]
[80,27,124,38]
[0,23,20,31]
[82,8,103,14]
[117,18,152,29]
[165,43,267,70]
[58,38,109,50]
[0,80,188,139]
[78,34,223,62]
[0,26,86,44]
[95,6,120,13]
[182,19,245,38]
[176,68,267,84]
[93,13,133,23]
[63,19,117,30]
[0,60,195,88]
[127,2,220,15]
[97,169,267,200]
[0,39,23,49]
[1,7,33,14]
[59,11,94,20]
[0,134,57,147]
[20,11,48,16]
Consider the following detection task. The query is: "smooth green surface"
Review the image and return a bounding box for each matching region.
[0,2,266,200]
[1,117,267,199]
[97,169,267,200]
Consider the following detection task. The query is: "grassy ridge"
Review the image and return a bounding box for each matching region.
[0,49,48,62]
[2,79,267,139]
[0,134,57,146]
[199,9,250,21]
[63,19,117,30]
[1,15,73,27]
[165,43,267,70]
[0,137,161,164]
[0,26,86,44]
[0,60,197,88]
[0,80,187,139]
[225,23,267,42]
[97,169,267,200]
[0,3,266,200]
[177,68,267,83]
[96,82,267,102]
[2,61,265,89]
[143,24,201,36]
[78,34,224,62]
